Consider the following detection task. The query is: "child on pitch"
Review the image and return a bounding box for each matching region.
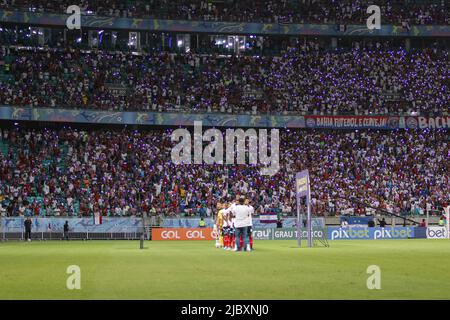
[245,199,254,251]
[222,208,231,250]
[229,210,236,251]
[221,198,237,250]
[223,205,237,251]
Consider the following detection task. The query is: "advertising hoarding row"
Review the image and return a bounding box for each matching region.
[1,10,449,37]
[151,227,427,241]
[1,106,449,130]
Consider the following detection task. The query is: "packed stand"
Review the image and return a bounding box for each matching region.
[0,45,448,116]
[0,127,448,218]
[1,0,449,25]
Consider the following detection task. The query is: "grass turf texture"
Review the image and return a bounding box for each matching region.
[0,239,449,299]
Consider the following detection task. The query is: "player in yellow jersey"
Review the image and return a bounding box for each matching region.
[214,202,225,248]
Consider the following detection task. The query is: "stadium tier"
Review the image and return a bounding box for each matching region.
[1,0,449,25]
[0,0,448,222]
[0,46,448,115]
[0,127,447,218]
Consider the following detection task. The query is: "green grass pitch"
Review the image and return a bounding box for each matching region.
[0,239,449,299]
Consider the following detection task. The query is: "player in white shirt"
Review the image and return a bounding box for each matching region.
[222,195,238,215]
[245,199,255,250]
[230,196,253,252]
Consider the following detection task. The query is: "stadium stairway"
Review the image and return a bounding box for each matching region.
[56,143,69,173]
[0,140,9,156]
[0,57,15,83]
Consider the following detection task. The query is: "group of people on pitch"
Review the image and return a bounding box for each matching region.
[214,196,254,252]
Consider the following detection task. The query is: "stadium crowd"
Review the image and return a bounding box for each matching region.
[0,45,448,116]
[0,127,448,218]
[1,0,449,25]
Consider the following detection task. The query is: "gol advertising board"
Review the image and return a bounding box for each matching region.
[328,227,414,240]
[152,228,216,240]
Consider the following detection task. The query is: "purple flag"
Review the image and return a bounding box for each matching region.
[296,170,309,201]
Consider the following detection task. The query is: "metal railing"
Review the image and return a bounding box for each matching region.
[1,225,153,241]
[1,231,148,241]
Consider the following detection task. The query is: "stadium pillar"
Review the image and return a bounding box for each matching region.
[38,28,45,46]
[405,38,411,52]
[112,31,117,47]
[128,32,140,50]
[88,30,99,48]
[331,38,337,49]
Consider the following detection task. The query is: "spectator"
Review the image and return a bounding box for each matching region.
[438,216,445,227]
[198,204,207,218]
[198,217,206,228]
[378,218,387,228]
[276,219,283,228]
[418,219,426,228]
[24,217,32,241]
[63,220,70,240]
